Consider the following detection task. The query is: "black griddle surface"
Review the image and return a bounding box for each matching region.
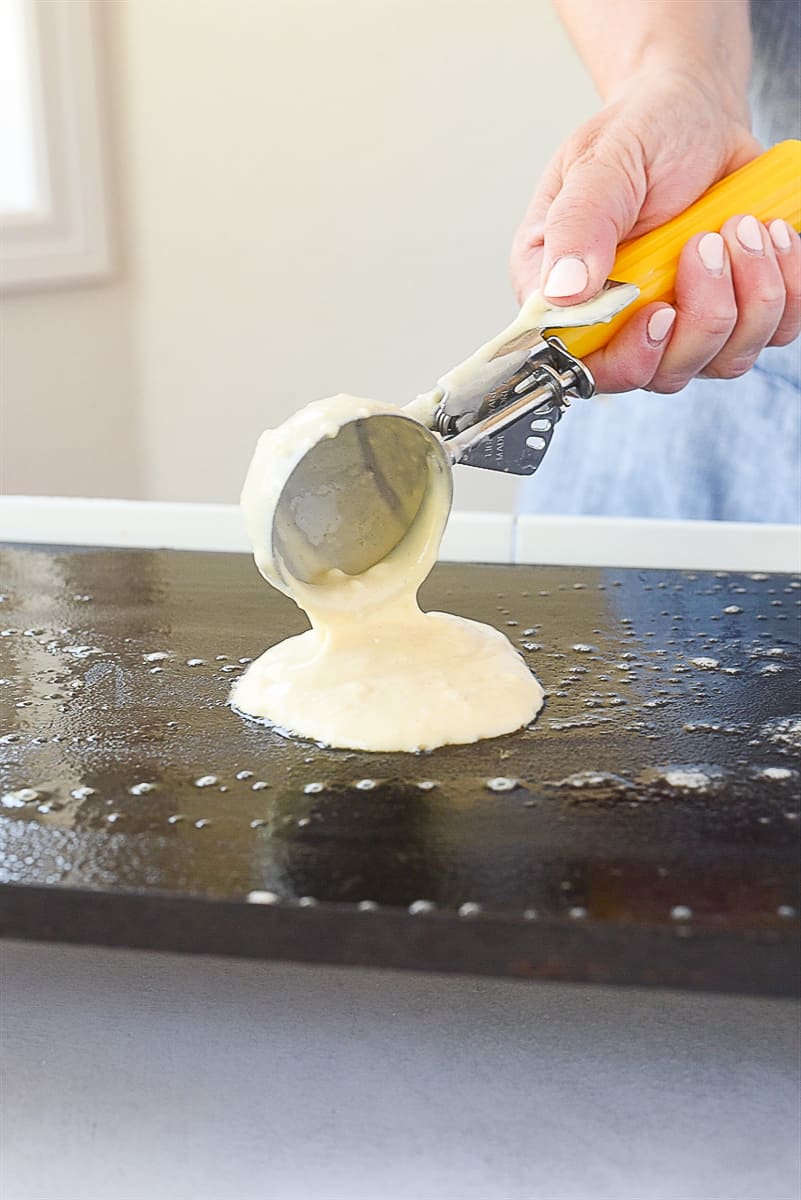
[1,545,799,995]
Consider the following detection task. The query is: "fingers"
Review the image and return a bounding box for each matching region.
[577,216,799,395]
[538,157,643,306]
[766,220,801,347]
[511,168,638,308]
[699,215,787,379]
[510,225,546,309]
[648,216,797,392]
[510,119,647,307]
[645,232,737,392]
[510,157,561,305]
[584,231,738,395]
[583,303,677,394]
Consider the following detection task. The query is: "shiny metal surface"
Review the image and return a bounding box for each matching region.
[437,337,596,476]
[271,333,597,580]
[1,546,799,993]
[272,414,450,581]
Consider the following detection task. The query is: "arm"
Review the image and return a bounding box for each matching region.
[510,0,800,393]
[554,0,751,114]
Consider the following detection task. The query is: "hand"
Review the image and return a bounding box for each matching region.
[510,69,801,394]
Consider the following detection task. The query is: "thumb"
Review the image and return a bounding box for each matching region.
[539,156,644,306]
[510,158,559,305]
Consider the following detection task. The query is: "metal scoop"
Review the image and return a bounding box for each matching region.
[272,284,639,583]
[272,413,448,584]
[272,335,597,583]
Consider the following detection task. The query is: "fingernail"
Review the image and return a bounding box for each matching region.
[736,214,764,255]
[544,256,588,299]
[647,307,676,346]
[769,218,793,253]
[698,232,725,275]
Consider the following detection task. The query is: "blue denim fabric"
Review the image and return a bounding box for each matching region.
[520,0,801,523]
[519,343,801,522]
[750,0,801,150]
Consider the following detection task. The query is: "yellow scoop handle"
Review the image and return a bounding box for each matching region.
[553,139,801,360]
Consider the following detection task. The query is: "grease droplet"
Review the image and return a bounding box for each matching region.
[2,788,39,807]
[70,786,97,800]
[486,777,518,793]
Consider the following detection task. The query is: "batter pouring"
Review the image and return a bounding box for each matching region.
[230,389,543,752]
[230,287,632,751]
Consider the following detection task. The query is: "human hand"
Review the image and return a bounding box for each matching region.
[510,70,801,394]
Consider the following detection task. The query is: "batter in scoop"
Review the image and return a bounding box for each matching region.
[230,392,542,752]
[230,288,632,751]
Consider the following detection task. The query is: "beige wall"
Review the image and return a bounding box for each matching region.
[1,0,598,512]
[1,283,140,498]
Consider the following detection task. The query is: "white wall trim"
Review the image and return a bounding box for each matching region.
[0,497,251,554]
[0,0,111,290]
[2,496,800,573]
[514,513,801,574]
[440,512,515,564]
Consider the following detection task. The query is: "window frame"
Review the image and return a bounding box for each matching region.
[1,0,111,291]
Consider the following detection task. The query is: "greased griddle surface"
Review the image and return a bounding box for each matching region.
[1,545,799,994]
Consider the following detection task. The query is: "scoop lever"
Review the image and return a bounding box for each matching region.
[435,334,596,476]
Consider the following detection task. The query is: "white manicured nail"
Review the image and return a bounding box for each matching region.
[698,232,725,274]
[544,256,588,298]
[736,214,764,254]
[769,218,793,252]
[647,307,676,345]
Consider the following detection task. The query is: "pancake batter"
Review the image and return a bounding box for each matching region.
[231,287,630,751]
[230,391,543,752]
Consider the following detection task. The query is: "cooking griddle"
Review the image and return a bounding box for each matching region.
[1,545,799,995]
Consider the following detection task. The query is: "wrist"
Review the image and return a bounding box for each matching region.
[601,61,751,129]
[555,0,753,124]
